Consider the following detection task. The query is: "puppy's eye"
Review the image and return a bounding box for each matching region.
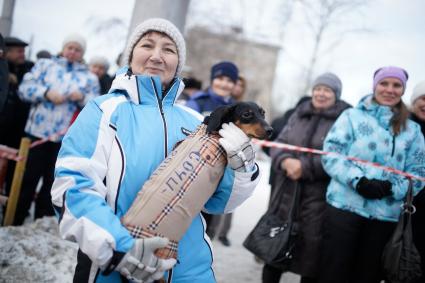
[242,112,253,119]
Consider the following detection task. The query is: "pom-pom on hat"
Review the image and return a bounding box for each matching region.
[123,18,186,76]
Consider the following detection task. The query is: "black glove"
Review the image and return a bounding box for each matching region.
[355,177,393,199]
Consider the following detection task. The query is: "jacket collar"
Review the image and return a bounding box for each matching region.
[357,94,393,130]
[110,66,184,106]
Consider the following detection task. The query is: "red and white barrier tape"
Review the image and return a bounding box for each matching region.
[2,133,424,182]
[252,139,425,182]
[29,128,68,149]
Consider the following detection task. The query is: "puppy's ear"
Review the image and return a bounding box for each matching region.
[205,105,232,133]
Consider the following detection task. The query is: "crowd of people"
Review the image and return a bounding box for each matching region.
[264,68,425,283]
[1,16,425,283]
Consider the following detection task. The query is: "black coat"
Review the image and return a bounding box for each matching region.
[265,96,311,186]
[99,73,113,95]
[269,99,351,277]
[0,34,8,113]
[0,60,33,148]
[411,112,425,282]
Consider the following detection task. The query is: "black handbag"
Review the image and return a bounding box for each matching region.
[382,179,422,283]
[243,179,300,269]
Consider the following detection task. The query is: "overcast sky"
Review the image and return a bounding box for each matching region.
[2,0,424,109]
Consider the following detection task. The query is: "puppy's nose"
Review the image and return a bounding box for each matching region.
[265,127,274,139]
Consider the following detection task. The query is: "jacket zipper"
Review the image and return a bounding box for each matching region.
[391,135,396,156]
[150,78,168,158]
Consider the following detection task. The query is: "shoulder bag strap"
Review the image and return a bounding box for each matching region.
[289,182,302,220]
[402,178,416,215]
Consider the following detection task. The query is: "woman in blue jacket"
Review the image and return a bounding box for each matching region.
[51,18,260,283]
[319,66,425,283]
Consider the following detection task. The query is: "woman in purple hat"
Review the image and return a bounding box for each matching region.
[318,66,425,283]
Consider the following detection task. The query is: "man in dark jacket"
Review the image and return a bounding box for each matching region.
[0,34,9,191]
[0,36,34,196]
[0,34,8,113]
[1,36,34,148]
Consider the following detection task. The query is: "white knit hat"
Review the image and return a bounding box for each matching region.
[62,33,86,54]
[123,18,186,76]
[411,79,425,105]
[89,55,110,71]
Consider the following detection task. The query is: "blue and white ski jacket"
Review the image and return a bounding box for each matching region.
[19,56,99,141]
[51,67,260,283]
[322,94,425,222]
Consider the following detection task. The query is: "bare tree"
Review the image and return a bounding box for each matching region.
[297,0,371,95]
[186,0,297,42]
[84,16,129,66]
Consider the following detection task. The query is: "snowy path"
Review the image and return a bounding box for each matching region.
[212,159,299,283]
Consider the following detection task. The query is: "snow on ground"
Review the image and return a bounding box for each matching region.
[0,217,77,283]
[0,158,299,283]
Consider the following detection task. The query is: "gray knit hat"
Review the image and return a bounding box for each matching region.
[123,18,186,76]
[312,72,342,100]
[411,79,425,105]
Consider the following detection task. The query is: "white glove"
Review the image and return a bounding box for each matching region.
[219,122,255,172]
[115,237,176,283]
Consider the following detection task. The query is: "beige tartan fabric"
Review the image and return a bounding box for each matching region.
[122,124,227,259]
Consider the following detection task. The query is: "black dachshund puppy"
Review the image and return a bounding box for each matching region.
[204,101,273,140]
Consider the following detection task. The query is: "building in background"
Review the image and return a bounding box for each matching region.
[185,27,279,120]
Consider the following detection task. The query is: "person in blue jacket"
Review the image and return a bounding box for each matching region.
[185,61,239,239]
[318,66,425,283]
[51,18,260,283]
[185,61,238,116]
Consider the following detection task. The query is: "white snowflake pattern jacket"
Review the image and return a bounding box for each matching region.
[19,56,100,140]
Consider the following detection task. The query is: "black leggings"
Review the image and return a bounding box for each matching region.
[317,205,396,283]
[11,138,61,225]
